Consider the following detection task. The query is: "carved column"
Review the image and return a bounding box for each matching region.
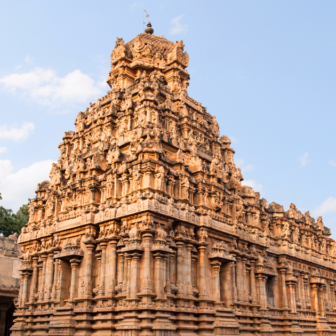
[242,258,249,302]
[318,285,325,317]
[170,252,177,293]
[257,274,268,310]
[250,260,257,304]
[44,253,54,301]
[51,259,59,300]
[279,268,288,309]
[186,244,193,297]
[298,273,306,309]
[231,262,238,302]
[304,275,312,309]
[84,243,95,298]
[236,256,244,301]
[222,262,232,308]
[108,240,118,296]
[98,242,108,296]
[69,259,80,302]
[165,255,171,295]
[116,252,124,293]
[122,252,128,294]
[176,241,185,296]
[311,283,319,314]
[330,281,336,310]
[130,253,141,300]
[38,255,47,301]
[154,253,165,300]
[29,256,39,304]
[198,244,208,299]
[211,261,221,303]
[126,254,132,298]
[21,272,30,307]
[140,233,153,295]
[287,281,297,313]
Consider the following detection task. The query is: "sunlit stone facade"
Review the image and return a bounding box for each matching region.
[12,25,336,336]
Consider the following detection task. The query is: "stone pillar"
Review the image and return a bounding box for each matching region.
[304,275,312,309]
[242,258,249,302]
[122,253,128,294]
[250,260,257,304]
[29,256,39,304]
[287,281,297,313]
[154,253,165,300]
[38,255,47,301]
[69,259,80,302]
[116,252,124,293]
[198,244,208,299]
[165,255,171,295]
[330,281,336,310]
[130,253,141,300]
[44,253,54,301]
[211,261,221,302]
[257,274,268,310]
[176,242,185,296]
[279,269,288,309]
[170,252,177,292]
[141,233,153,295]
[98,242,108,296]
[236,256,243,301]
[126,255,132,298]
[318,285,325,317]
[21,272,30,307]
[108,240,118,296]
[299,273,305,309]
[311,283,318,312]
[231,263,238,302]
[84,243,95,298]
[222,262,232,308]
[186,244,193,297]
[51,259,59,301]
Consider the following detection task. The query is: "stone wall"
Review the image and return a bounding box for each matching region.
[0,234,20,336]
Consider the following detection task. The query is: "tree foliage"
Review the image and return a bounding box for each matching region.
[0,191,29,237]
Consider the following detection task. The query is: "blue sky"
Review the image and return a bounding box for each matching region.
[0,0,336,237]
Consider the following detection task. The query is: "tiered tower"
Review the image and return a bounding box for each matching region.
[12,24,336,336]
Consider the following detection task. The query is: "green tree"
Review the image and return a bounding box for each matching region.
[0,190,29,236]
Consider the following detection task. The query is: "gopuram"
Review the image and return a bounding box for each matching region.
[12,23,336,336]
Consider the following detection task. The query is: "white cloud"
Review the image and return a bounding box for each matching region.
[0,160,14,182]
[170,15,188,35]
[242,179,263,193]
[298,152,309,167]
[0,159,54,211]
[0,147,7,154]
[313,197,336,216]
[329,160,336,167]
[0,122,34,141]
[235,158,254,173]
[25,55,33,64]
[131,1,144,9]
[0,68,106,108]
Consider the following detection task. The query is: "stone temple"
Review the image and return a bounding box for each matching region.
[12,23,336,336]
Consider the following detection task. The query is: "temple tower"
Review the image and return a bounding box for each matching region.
[12,24,336,336]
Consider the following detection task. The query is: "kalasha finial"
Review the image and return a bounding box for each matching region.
[145,21,154,35]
